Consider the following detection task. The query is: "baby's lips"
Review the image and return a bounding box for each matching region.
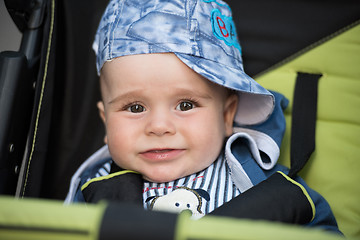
[140,149,185,161]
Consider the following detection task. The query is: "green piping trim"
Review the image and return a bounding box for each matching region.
[21,0,55,197]
[277,171,316,221]
[254,20,360,79]
[81,170,139,191]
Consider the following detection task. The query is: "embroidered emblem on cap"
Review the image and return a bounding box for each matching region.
[210,8,241,52]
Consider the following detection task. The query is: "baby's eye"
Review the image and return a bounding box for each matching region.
[127,104,145,113]
[176,101,194,111]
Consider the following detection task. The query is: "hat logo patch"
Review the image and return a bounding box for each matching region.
[210,8,241,52]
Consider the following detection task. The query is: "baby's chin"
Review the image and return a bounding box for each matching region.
[143,175,180,183]
[141,165,211,183]
[142,172,187,183]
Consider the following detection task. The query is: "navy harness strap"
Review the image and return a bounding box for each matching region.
[288,72,322,178]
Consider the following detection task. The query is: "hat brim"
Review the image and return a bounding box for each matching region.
[175,53,274,126]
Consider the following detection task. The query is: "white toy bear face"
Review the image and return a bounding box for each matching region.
[147,187,210,219]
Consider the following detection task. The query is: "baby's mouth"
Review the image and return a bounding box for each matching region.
[140,149,184,161]
[148,149,173,153]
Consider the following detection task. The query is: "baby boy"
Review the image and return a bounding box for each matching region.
[66,0,340,233]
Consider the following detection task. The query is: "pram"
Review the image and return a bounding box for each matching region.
[0,0,359,239]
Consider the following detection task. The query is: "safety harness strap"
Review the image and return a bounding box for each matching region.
[289,72,322,178]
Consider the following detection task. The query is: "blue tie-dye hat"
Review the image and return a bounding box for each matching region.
[93,0,274,125]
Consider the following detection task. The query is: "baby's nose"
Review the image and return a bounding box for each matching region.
[145,111,176,136]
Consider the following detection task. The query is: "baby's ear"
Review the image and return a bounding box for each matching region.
[224,94,238,136]
[97,101,106,123]
[97,101,107,144]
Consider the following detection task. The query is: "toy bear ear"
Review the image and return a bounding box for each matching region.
[145,196,156,203]
[194,189,210,201]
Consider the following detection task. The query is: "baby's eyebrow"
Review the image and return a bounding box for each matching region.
[108,88,213,105]
[172,88,213,100]
[108,91,142,105]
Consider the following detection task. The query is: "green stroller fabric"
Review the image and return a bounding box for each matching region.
[0,196,346,240]
[256,21,360,239]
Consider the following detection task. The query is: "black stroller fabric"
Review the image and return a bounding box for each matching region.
[8,0,108,199]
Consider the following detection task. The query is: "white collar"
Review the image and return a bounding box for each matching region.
[225,127,279,192]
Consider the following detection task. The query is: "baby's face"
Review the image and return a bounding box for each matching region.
[98,53,237,183]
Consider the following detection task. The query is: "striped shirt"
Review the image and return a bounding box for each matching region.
[142,153,240,216]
